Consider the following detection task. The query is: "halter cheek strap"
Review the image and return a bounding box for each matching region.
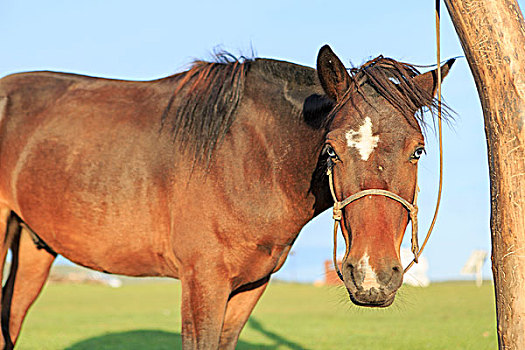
[327,165,420,281]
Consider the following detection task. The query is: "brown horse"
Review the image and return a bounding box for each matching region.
[0,45,453,349]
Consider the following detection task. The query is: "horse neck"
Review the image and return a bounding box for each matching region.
[209,67,332,233]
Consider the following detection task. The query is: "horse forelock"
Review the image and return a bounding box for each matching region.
[326,56,451,133]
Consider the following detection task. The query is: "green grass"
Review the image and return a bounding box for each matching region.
[15,281,497,349]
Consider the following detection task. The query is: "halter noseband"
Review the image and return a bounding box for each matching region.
[327,164,420,281]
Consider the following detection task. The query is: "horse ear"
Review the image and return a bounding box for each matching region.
[413,58,456,97]
[317,45,351,102]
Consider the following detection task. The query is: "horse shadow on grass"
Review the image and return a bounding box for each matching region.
[66,317,309,350]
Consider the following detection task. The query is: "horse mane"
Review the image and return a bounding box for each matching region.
[161,53,252,166]
[329,55,449,130]
[161,54,331,166]
[161,53,447,167]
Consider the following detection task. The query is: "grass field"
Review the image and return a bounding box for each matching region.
[15,280,497,349]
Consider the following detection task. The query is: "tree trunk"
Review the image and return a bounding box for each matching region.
[444,1,525,348]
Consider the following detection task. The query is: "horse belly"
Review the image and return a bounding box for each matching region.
[19,188,173,277]
[16,173,173,276]
[36,220,171,277]
[18,187,175,277]
[0,116,176,277]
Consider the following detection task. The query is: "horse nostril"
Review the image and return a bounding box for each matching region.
[346,262,354,271]
[390,265,404,287]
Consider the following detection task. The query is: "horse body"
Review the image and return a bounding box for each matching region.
[0,46,453,349]
[0,59,331,348]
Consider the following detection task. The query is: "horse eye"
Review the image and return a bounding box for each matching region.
[412,147,425,160]
[325,145,338,159]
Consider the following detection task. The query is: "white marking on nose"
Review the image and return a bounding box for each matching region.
[345,117,380,161]
[359,254,381,289]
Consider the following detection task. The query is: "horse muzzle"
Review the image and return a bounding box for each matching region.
[341,256,403,307]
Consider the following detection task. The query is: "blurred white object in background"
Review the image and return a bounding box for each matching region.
[401,248,430,287]
[461,250,488,287]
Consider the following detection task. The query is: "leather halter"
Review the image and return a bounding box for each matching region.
[327,164,420,281]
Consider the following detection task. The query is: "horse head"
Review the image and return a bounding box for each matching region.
[316,45,454,307]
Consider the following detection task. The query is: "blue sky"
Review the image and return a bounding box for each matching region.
[1,0,520,282]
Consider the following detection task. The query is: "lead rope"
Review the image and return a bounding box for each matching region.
[403,0,444,272]
[327,166,344,281]
[331,0,444,279]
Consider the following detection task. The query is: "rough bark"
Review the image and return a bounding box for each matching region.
[445,1,525,348]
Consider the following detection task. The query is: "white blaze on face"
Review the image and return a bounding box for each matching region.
[345,117,380,161]
[359,254,381,289]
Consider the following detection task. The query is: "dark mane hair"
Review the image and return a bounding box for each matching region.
[328,55,449,130]
[161,54,447,167]
[161,53,252,166]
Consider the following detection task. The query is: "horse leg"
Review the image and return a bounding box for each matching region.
[219,277,270,349]
[0,208,12,293]
[0,208,14,349]
[1,224,55,348]
[180,272,232,350]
